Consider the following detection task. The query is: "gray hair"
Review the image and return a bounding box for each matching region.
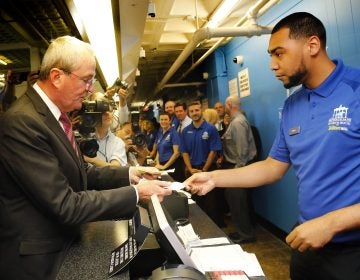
[226,95,241,108]
[39,35,95,80]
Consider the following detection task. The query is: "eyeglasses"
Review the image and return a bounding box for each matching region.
[61,69,97,87]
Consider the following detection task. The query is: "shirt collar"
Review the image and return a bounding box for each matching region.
[33,82,61,121]
[305,59,344,98]
[98,128,112,140]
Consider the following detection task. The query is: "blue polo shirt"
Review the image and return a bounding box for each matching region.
[155,127,180,162]
[171,115,179,128]
[146,129,157,151]
[180,120,222,166]
[269,60,360,243]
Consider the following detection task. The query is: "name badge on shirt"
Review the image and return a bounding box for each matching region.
[288,126,300,136]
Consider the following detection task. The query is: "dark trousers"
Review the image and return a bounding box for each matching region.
[188,164,225,228]
[290,242,360,280]
[222,161,256,240]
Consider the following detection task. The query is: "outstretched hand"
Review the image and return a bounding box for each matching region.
[135,179,172,203]
[184,172,216,195]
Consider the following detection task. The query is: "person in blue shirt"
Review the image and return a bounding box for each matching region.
[154,112,183,181]
[142,119,157,153]
[185,12,360,280]
[180,102,222,174]
[164,100,179,128]
[180,101,224,227]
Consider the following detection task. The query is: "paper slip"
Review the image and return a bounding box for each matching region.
[161,168,175,174]
[188,237,230,247]
[168,182,185,191]
[177,223,201,248]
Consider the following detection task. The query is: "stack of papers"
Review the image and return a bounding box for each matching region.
[189,243,264,277]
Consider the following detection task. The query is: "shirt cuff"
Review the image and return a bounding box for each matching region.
[128,168,139,203]
[132,185,139,204]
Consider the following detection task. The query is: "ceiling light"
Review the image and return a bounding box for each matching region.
[0,55,10,65]
[73,0,118,86]
[206,0,239,28]
[0,59,7,65]
[140,47,146,58]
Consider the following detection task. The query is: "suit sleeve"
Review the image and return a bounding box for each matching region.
[86,164,131,190]
[0,111,137,226]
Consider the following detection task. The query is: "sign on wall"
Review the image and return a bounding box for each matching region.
[238,68,251,98]
[228,78,238,96]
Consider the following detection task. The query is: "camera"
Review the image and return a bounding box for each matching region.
[130,111,146,147]
[111,78,129,92]
[148,2,156,17]
[232,55,244,65]
[75,99,114,157]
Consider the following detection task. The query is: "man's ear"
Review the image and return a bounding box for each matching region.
[307,35,321,56]
[49,68,63,88]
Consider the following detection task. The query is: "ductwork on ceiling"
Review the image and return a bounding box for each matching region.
[177,0,281,83]
[152,24,272,96]
[148,0,281,102]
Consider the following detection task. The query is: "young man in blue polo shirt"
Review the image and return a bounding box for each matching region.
[180,101,224,227]
[185,12,360,279]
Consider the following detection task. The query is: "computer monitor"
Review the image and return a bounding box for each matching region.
[148,194,196,267]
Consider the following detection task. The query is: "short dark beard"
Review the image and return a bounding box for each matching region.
[191,114,201,122]
[283,59,307,89]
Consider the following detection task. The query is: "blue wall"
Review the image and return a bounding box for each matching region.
[204,0,360,233]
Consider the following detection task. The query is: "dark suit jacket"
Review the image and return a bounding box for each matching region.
[0,87,138,279]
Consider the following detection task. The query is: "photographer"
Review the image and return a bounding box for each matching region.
[0,35,171,280]
[116,121,149,167]
[82,92,128,167]
[105,80,129,132]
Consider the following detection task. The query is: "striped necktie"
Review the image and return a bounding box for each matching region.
[59,112,78,154]
[177,122,182,133]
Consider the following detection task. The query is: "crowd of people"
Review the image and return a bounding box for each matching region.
[1,11,359,280]
[65,86,257,238]
[0,54,258,237]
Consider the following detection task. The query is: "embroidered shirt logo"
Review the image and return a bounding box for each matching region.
[328,105,351,131]
[202,132,209,140]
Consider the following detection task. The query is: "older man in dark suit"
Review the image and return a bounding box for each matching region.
[0,36,171,280]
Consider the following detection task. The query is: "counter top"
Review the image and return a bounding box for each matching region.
[57,220,129,280]
[57,204,226,280]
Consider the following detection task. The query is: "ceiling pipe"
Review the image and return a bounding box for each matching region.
[162,81,205,88]
[151,0,282,102]
[177,0,280,82]
[152,24,272,99]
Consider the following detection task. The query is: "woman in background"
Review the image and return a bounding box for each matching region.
[142,119,157,158]
[202,108,219,126]
[154,112,183,181]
